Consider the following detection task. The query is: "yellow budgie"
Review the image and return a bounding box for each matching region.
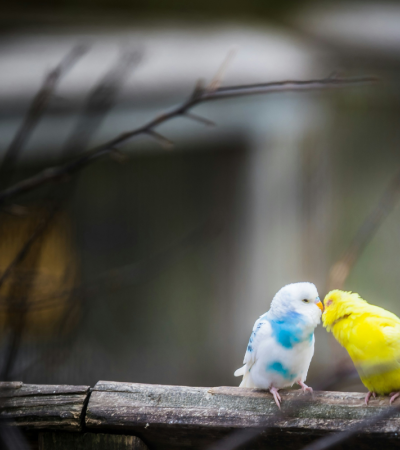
[323,289,400,405]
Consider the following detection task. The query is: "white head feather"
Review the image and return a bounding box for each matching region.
[269,282,321,326]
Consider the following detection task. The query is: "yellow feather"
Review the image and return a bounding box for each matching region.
[323,290,400,395]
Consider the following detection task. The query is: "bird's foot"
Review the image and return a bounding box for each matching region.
[365,391,376,405]
[389,392,400,405]
[269,387,281,409]
[298,381,313,395]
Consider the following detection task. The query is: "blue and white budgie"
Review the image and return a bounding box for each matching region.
[234,282,323,408]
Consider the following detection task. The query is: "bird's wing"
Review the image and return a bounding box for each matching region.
[363,304,400,322]
[243,317,272,366]
[347,313,400,364]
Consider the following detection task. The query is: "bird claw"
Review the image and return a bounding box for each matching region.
[389,392,400,405]
[270,387,281,409]
[298,381,313,395]
[365,391,376,405]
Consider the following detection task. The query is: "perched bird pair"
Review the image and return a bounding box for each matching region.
[235,283,400,408]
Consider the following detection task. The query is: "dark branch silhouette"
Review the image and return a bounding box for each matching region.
[61,49,142,158]
[0,49,142,383]
[0,75,376,207]
[0,45,87,186]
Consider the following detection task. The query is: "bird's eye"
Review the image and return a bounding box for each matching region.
[302,299,309,303]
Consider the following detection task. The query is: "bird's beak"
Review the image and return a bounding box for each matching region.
[316,301,324,312]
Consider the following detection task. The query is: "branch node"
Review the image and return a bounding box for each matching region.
[146,130,174,149]
[207,49,237,93]
[110,148,128,163]
[184,112,215,127]
[190,79,206,101]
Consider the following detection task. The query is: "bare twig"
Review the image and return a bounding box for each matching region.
[1,49,141,285]
[327,166,400,291]
[146,130,174,148]
[183,112,215,127]
[213,76,377,95]
[61,49,142,158]
[206,49,237,92]
[0,45,141,374]
[0,75,377,206]
[0,45,87,182]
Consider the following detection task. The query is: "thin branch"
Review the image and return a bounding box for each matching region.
[327,166,400,291]
[183,112,215,127]
[206,49,237,92]
[146,130,174,148]
[0,75,376,207]
[214,76,378,95]
[61,49,142,158]
[0,49,142,303]
[0,45,87,181]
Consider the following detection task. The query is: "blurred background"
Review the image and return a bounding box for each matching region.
[0,0,400,394]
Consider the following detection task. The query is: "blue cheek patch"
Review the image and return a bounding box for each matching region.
[269,311,307,349]
[267,361,296,381]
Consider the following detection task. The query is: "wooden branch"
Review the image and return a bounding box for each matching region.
[4,381,400,449]
[85,381,400,449]
[0,382,90,431]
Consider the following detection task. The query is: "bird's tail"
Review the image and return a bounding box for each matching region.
[234,365,246,377]
[234,364,256,388]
